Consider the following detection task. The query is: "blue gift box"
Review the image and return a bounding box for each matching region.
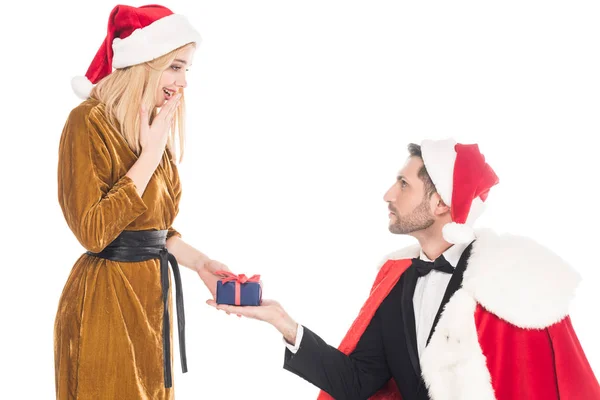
[216,279,262,306]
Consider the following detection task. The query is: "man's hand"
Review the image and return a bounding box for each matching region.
[206,299,299,345]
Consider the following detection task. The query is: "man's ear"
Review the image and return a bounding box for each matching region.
[431,193,451,216]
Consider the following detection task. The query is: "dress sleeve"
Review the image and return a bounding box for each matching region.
[167,226,182,240]
[166,151,182,240]
[57,104,148,253]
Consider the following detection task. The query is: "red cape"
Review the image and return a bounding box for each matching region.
[317,248,600,400]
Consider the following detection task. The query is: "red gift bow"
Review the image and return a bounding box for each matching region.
[216,271,261,305]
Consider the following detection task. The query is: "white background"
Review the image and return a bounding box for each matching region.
[2,1,599,398]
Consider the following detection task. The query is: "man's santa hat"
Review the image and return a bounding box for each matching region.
[71,4,202,99]
[420,139,499,244]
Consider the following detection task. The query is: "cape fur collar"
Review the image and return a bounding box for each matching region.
[378,229,581,329]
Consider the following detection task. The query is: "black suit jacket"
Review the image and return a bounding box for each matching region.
[283,244,473,400]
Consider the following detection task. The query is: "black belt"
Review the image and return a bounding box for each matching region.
[86,230,187,388]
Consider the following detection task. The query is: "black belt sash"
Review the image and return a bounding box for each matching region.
[86,230,187,388]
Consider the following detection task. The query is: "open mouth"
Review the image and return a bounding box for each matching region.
[163,88,176,100]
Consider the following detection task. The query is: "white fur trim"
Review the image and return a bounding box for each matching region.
[442,197,485,244]
[112,14,202,68]
[421,289,496,400]
[375,244,420,270]
[442,222,476,244]
[462,229,581,329]
[71,76,93,99]
[420,139,457,205]
[378,228,580,328]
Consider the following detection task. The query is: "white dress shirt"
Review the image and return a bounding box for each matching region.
[285,242,471,355]
[413,242,469,358]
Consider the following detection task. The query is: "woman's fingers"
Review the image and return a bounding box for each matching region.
[139,105,150,133]
[156,93,181,122]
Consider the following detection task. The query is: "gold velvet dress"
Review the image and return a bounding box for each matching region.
[54,98,182,399]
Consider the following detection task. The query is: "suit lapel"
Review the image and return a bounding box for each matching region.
[426,242,474,346]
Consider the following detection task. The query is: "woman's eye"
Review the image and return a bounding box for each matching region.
[171,65,181,71]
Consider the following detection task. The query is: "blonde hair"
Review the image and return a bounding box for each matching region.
[90,43,195,163]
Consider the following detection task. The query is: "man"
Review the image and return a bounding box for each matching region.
[208,139,600,399]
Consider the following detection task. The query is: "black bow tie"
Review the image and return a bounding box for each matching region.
[411,255,454,277]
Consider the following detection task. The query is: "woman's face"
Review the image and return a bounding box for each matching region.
[155,45,196,107]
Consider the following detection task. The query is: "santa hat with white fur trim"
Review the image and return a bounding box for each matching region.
[420,139,499,244]
[71,4,202,99]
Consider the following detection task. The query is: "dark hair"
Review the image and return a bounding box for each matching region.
[407,143,437,199]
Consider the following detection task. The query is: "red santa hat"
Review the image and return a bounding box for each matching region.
[420,139,499,244]
[71,4,202,99]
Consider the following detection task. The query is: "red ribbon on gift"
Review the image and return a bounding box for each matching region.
[216,271,261,305]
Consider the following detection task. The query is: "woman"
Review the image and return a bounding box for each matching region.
[54,5,230,399]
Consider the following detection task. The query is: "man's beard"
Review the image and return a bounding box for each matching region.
[389,196,435,234]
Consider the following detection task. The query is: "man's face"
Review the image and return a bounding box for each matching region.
[383,156,435,234]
